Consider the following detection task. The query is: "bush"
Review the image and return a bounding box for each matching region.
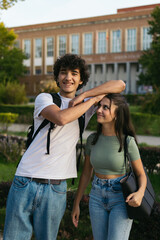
[87,112,160,136]
[0,82,28,104]
[140,147,160,173]
[131,112,160,136]
[125,94,150,105]
[39,79,59,93]
[0,136,25,163]
[0,105,34,124]
[0,181,11,208]
[141,92,160,115]
[0,112,18,131]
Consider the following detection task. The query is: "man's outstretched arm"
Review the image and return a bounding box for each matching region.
[70,80,125,107]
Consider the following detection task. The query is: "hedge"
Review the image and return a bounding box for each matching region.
[87,112,160,136]
[0,105,34,124]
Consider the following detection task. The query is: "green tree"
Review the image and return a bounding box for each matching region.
[0,0,24,9]
[0,22,26,84]
[138,6,160,92]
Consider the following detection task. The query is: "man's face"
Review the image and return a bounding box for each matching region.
[57,68,82,95]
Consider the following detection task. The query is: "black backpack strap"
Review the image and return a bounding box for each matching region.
[77,114,85,170]
[27,118,49,149]
[45,93,61,154]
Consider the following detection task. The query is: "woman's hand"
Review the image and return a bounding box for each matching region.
[126,190,144,207]
[71,205,80,228]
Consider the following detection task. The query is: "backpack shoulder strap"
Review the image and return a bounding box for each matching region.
[45,93,62,154]
[50,92,61,108]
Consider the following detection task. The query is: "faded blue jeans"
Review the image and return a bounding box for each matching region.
[3,176,67,240]
[89,175,133,240]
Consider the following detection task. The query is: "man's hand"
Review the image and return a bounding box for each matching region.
[92,94,106,106]
[69,93,85,107]
[69,93,105,108]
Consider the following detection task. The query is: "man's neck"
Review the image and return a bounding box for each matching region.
[59,90,76,99]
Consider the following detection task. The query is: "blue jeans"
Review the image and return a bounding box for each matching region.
[89,175,133,240]
[3,176,67,240]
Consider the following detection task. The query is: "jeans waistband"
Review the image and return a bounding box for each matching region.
[27,177,65,185]
[93,175,126,186]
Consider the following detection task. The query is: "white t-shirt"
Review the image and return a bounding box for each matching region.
[16,92,96,180]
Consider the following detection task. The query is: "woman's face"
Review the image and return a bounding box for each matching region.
[96,97,117,124]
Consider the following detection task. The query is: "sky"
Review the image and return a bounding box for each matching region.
[1,0,160,28]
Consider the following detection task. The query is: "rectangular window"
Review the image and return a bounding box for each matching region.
[127,29,136,51]
[35,66,42,75]
[35,38,42,58]
[59,36,66,56]
[142,27,152,50]
[71,34,79,54]
[84,33,93,55]
[46,65,53,75]
[24,39,31,59]
[112,30,121,53]
[47,37,54,57]
[98,32,106,53]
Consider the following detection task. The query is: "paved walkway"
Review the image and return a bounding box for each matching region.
[7,124,160,146]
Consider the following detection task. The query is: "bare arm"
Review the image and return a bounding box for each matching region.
[126,159,147,207]
[41,95,104,126]
[72,155,93,228]
[69,80,125,107]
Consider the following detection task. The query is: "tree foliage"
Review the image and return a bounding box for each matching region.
[0,0,24,9]
[0,22,26,84]
[138,6,160,91]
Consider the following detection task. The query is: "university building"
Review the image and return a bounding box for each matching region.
[11,3,160,96]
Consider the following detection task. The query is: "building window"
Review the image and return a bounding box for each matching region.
[14,40,20,48]
[142,27,152,50]
[47,37,54,57]
[112,30,121,53]
[46,65,53,75]
[71,34,79,54]
[84,33,93,55]
[24,39,31,59]
[35,67,42,75]
[35,38,42,58]
[127,29,136,51]
[59,36,66,56]
[97,32,106,53]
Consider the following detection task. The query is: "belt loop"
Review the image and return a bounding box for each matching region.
[108,179,111,187]
[48,179,50,184]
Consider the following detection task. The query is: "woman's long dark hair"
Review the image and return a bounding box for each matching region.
[92,93,137,152]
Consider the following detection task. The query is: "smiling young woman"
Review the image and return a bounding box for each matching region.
[72,93,147,240]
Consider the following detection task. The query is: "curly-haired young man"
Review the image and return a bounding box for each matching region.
[3,54,125,240]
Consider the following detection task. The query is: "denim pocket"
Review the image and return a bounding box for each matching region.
[51,181,67,194]
[13,176,31,189]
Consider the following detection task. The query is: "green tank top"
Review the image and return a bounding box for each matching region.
[85,134,140,175]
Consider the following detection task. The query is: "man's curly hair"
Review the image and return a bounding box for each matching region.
[53,54,90,90]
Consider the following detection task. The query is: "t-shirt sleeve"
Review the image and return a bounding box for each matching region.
[85,133,95,156]
[34,93,56,118]
[127,136,141,161]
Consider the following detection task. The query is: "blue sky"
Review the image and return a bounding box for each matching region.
[1,0,160,27]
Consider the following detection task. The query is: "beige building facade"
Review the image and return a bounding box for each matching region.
[11,4,160,96]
